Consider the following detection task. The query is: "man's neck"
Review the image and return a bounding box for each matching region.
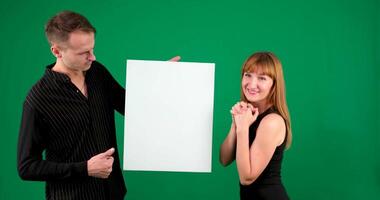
[52,60,85,81]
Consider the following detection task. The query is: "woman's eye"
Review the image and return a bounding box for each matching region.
[244,73,251,77]
[258,76,266,81]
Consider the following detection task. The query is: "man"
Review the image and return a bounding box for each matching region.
[17,10,180,199]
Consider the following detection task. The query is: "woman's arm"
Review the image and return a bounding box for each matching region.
[219,122,237,166]
[236,113,286,185]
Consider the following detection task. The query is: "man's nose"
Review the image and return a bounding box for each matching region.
[88,51,96,61]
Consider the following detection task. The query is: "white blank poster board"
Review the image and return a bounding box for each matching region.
[123,60,215,172]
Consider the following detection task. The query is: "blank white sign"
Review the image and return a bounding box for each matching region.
[123,60,215,172]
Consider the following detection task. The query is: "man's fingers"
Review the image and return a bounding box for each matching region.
[168,56,181,62]
[107,157,114,164]
[102,148,115,157]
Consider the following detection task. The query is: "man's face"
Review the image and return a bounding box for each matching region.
[58,31,96,72]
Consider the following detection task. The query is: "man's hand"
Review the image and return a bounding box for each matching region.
[87,148,115,179]
[168,56,181,62]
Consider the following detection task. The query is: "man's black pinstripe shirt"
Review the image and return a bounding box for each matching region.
[17,61,126,200]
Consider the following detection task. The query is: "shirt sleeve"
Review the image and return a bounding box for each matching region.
[17,102,88,181]
[103,66,126,115]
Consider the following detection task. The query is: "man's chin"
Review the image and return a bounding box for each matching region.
[83,64,92,71]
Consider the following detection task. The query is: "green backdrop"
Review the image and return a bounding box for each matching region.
[1,0,379,199]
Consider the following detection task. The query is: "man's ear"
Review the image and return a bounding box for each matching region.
[51,44,62,58]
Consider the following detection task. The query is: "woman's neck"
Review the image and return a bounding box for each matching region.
[252,101,272,114]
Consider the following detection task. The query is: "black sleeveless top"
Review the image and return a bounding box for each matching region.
[240,107,289,200]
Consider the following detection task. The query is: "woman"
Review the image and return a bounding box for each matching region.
[220,52,292,199]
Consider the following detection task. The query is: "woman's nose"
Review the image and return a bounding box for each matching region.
[249,77,257,88]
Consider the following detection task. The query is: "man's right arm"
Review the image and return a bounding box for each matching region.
[17,103,87,181]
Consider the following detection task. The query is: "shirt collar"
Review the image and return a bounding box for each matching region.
[45,63,71,83]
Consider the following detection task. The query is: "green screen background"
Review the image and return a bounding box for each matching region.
[1,0,379,199]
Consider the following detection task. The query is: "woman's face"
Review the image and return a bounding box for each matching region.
[242,70,273,104]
